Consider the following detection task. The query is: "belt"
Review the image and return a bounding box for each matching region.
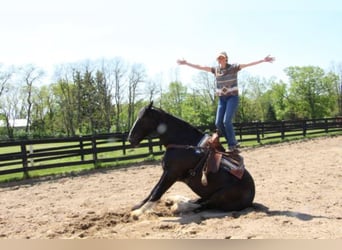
[216,87,238,96]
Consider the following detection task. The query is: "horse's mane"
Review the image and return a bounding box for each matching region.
[151,106,203,134]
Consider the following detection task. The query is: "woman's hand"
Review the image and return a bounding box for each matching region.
[177,59,187,65]
[264,55,275,63]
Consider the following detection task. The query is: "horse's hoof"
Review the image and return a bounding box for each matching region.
[130,210,142,220]
[171,200,202,213]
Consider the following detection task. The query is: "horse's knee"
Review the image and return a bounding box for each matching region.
[171,201,201,213]
[166,195,201,213]
[165,195,190,205]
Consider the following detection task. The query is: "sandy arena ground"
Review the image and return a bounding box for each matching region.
[0,136,341,239]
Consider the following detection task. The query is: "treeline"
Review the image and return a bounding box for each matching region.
[0,58,341,139]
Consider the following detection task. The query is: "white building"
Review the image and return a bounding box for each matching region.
[0,119,27,129]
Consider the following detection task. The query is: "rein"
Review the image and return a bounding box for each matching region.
[166,144,201,150]
[166,143,231,157]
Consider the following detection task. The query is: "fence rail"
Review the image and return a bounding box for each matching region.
[0,117,341,178]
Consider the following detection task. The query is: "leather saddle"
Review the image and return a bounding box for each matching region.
[201,133,245,186]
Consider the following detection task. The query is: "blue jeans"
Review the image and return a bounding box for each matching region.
[215,95,239,147]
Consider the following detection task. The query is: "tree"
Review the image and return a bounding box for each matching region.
[95,70,112,133]
[176,71,216,127]
[268,81,290,120]
[0,84,21,138]
[286,66,338,119]
[127,63,146,129]
[329,62,342,116]
[74,69,102,134]
[0,64,13,138]
[145,73,163,104]
[52,65,77,136]
[21,65,45,134]
[192,71,216,104]
[264,97,277,121]
[162,81,187,117]
[237,74,270,122]
[43,85,58,136]
[237,75,253,122]
[31,85,49,137]
[0,64,12,98]
[111,58,127,132]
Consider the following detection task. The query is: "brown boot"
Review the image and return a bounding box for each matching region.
[226,145,241,154]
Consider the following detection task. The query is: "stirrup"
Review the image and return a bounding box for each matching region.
[226,147,241,154]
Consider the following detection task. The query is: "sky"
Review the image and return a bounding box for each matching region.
[1,0,342,86]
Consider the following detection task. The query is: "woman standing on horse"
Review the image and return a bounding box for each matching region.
[177,52,275,153]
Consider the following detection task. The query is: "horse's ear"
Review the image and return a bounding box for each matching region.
[148,101,153,109]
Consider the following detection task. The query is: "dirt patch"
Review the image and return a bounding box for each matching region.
[0,136,341,239]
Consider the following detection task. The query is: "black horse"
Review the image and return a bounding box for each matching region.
[128,102,255,218]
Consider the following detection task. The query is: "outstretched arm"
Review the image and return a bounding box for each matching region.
[177,59,212,72]
[240,55,275,69]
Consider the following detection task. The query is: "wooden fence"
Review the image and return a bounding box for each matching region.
[0,117,341,178]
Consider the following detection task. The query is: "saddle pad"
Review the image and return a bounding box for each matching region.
[221,156,245,179]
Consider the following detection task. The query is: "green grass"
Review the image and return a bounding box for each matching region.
[0,138,163,184]
[0,130,341,184]
[236,129,342,147]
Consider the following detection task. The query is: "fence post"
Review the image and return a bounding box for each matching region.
[148,137,153,154]
[122,133,126,155]
[159,138,163,151]
[325,119,329,133]
[79,136,84,161]
[239,125,243,141]
[91,136,98,167]
[20,142,29,179]
[302,120,307,137]
[281,121,285,140]
[256,122,261,143]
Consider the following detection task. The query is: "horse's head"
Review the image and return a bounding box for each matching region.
[128,101,165,146]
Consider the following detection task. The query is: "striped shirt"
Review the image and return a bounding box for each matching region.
[211,64,241,96]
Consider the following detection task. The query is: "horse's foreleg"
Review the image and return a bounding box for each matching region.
[131,196,151,211]
[130,201,156,219]
[130,170,176,219]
